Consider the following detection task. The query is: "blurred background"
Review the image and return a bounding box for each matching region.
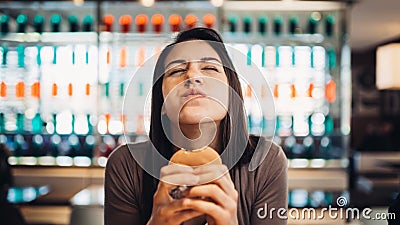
[0,0,399,224]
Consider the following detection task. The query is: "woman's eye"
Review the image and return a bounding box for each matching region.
[203,67,219,72]
[168,69,186,76]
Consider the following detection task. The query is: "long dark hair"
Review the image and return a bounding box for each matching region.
[141,27,259,224]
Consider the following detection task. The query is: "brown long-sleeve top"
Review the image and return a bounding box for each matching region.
[105,138,288,225]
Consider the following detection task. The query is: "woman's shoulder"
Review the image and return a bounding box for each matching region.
[106,139,151,168]
[245,136,287,172]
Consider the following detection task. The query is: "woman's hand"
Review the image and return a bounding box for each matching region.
[185,164,239,225]
[147,164,203,225]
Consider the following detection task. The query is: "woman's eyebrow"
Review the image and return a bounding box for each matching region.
[165,57,222,69]
[165,59,187,70]
[200,57,222,64]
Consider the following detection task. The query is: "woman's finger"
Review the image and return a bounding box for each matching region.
[160,164,194,177]
[194,165,237,199]
[186,184,236,208]
[183,198,234,225]
[161,173,199,186]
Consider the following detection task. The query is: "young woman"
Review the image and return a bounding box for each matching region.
[105,27,288,225]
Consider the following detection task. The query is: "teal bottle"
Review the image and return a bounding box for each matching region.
[243,16,252,34]
[273,16,282,35]
[325,14,335,37]
[33,14,45,33]
[16,14,28,33]
[0,113,5,133]
[82,15,94,32]
[68,15,79,32]
[258,16,267,35]
[0,14,9,34]
[289,16,298,35]
[50,14,62,32]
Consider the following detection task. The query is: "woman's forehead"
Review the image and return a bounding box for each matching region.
[164,40,222,67]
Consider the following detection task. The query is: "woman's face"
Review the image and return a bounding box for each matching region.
[162,40,229,125]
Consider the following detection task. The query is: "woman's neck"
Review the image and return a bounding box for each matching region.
[171,121,221,152]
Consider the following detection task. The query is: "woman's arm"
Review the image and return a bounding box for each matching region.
[104,145,142,225]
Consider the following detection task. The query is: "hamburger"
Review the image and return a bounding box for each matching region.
[169,146,222,199]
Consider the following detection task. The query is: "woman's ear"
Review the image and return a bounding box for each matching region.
[161,105,166,115]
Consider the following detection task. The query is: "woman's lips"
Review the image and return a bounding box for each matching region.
[181,88,207,103]
[181,88,207,98]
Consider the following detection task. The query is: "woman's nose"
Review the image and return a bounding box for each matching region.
[184,65,204,85]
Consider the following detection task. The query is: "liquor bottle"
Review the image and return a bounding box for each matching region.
[82,134,95,158]
[25,46,42,134]
[325,14,335,37]
[31,134,45,157]
[151,14,164,33]
[277,115,293,137]
[310,112,325,136]
[308,12,321,34]
[0,14,9,34]
[258,16,267,35]
[82,15,94,32]
[185,14,197,30]
[273,16,282,36]
[119,15,132,33]
[203,14,215,29]
[13,134,28,157]
[319,136,332,159]
[68,15,79,32]
[48,134,61,157]
[168,14,182,33]
[228,15,237,33]
[289,16,298,35]
[303,136,314,159]
[68,134,81,157]
[50,14,62,32]
[33,14,44,33]
[135,14,148,33]
[16,14,28,33]
[243,16,251,34]
[102,14,114,32]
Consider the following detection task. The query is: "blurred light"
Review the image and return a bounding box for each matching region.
[291,159,309,168]
[8,157,17,165]
[56,156,73,166]
[38,156,55,166]
[109,120,123,134]
[310,159,325,168]
[22,187,36,202]
[74,156,91,167]
[97,156,107,167]
[376,43,400,89]
[73,0,84,7]
[97,120,107,135]
[72,189,91,205]
[210,0,224,7]
[20,157,37,166]
[25,108,36,119]
[141,0,155,7]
